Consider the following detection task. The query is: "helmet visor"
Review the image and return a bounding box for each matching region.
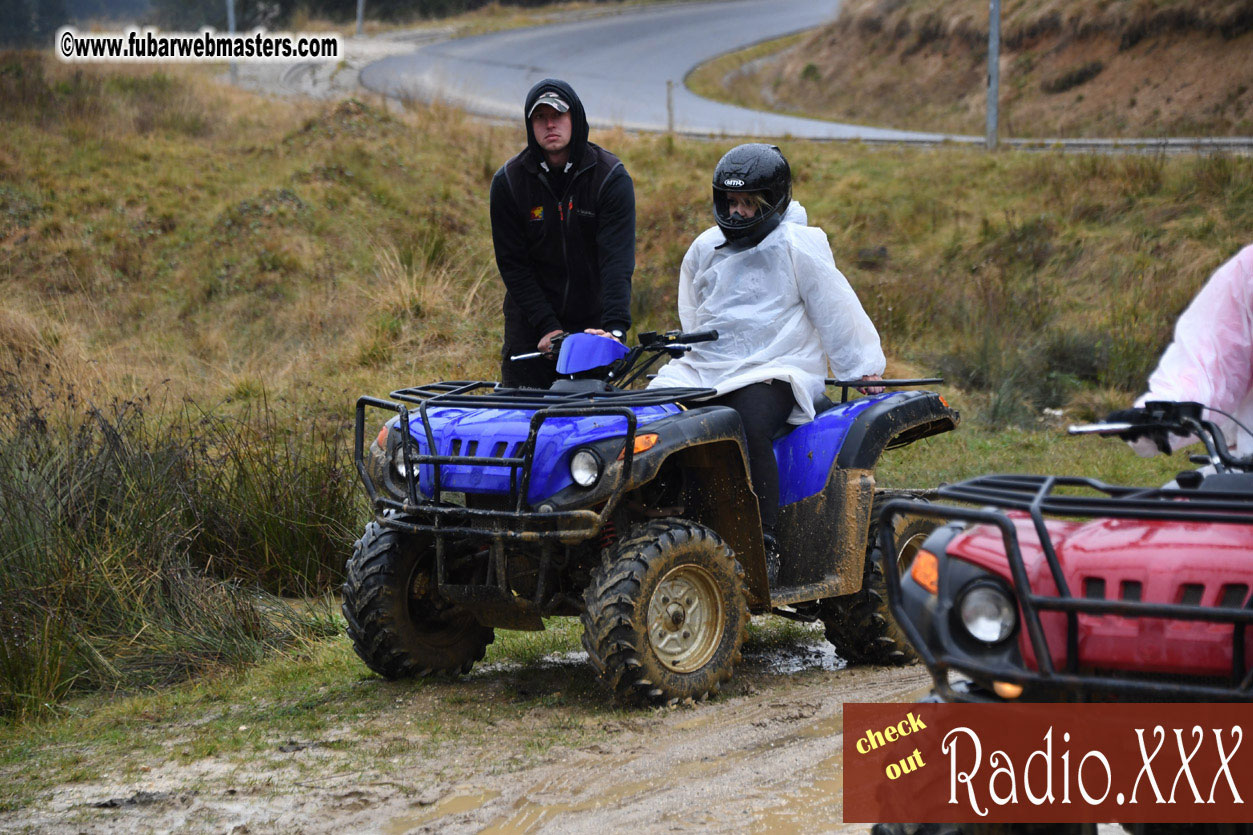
[713,188,769,230]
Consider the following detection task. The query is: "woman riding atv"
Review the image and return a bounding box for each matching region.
[649,143,885,582]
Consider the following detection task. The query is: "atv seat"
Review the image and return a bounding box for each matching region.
[548,378,614,394]
[770,393,835,440]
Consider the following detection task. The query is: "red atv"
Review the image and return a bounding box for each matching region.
[877,400,1253,835]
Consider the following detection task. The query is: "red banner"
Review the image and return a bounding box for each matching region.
[843,703,1253,824]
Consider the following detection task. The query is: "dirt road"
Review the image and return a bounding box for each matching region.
[10,630,931,834]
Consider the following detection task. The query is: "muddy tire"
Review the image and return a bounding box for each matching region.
[819,498,937,666]
[580,519,749,705]
[342,520,494,679]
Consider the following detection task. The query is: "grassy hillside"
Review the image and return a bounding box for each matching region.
[2,51,1247,716]
[689,0,1253,138]
[5,53,1251,406]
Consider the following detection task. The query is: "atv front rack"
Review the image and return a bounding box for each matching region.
[354,380,716,541]
[880,475,1253,702]
[388,380,717,409]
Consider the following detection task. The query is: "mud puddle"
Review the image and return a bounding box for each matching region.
[471,623,842,680]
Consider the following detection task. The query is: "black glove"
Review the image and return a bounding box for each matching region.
[1105,407,1172,454]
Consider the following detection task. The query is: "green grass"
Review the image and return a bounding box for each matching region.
[876,421,1186,490]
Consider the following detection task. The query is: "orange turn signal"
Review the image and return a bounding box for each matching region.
[993,681,1024,700]
[617,433,659,460]
[910,549,940,594]
[376,424,389,448]
[939,395,950,408]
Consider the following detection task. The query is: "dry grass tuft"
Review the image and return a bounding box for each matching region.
[0,308,47,372]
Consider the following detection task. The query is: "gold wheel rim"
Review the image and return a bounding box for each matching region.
[895,528,930,575]
[647,563,724,673]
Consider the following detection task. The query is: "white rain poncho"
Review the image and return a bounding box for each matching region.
[649,201,885,424]
[1133,244,1253,456]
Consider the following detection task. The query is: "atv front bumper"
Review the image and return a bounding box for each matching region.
[880,485,1253,703]
[355,389,640,543]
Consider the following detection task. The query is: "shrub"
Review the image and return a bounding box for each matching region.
[0,379,357,718]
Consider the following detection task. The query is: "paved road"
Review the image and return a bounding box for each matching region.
[359,0,975,143]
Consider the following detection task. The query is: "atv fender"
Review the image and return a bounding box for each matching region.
[771,391,957,603]
[542,405,769,606]
[834,390,958,471]
[661,437,768,607]
[773,468,876,603]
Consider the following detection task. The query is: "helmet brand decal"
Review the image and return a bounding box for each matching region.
[723,178,745,187]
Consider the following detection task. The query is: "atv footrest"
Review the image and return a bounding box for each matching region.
[439,583,544,631]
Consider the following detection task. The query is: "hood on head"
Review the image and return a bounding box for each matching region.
[523,78,589,167]
[782,200,807,226]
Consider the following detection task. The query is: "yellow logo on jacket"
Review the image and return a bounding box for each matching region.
[529,205,543,221]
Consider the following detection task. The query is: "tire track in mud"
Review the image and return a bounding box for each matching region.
[373,665,931,834]
[12,652,930,834]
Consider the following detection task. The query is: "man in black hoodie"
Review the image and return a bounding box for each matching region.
[490,78,636,388]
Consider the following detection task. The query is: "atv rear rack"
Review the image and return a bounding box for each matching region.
[880,476,1253,702]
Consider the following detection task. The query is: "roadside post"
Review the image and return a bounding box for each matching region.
[357,0,365,37]
[226,0,237,84]
[666,79,675,134]
[986,0,1000,149]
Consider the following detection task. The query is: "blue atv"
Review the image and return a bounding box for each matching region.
[346,331,959,703]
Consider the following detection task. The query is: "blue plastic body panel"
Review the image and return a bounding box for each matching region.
[774,393,894,506]
[405,403,678,504]
[402,389,893,508]
[556,333,629,375]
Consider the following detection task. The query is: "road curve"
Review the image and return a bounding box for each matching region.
[359,0,977,143]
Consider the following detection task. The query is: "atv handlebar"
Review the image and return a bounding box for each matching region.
[664,329,719,345]
[509,331,570,363]
[1066,421,1135,436]
[1069,400,1253,472]
[509,329,719,364]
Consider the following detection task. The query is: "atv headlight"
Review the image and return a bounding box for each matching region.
[958,583,1017,644]
[570,448,602,487]
[392,447,418,481]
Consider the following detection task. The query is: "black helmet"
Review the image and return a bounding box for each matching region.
[712,143,791,247]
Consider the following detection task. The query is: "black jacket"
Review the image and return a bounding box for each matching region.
[490,78,635,351]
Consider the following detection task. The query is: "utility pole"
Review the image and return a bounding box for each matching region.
[986,0,1001,149]
[356,0,365,37]
[666,80,674,134]
[226,0,237,84]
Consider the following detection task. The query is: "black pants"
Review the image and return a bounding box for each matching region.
[709,380,795,532]
[501,303,563,389]
[501,352,559,389]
